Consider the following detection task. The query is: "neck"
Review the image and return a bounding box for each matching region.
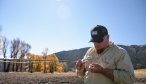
[96,42,112,54]
[96,49,105,54]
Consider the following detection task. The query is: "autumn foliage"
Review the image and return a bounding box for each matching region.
[27,53,64,73]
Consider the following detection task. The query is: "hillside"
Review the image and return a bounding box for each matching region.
[55,47,89,71]
[55,45,146,71]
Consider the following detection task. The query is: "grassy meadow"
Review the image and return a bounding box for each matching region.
[134,69,146,78]
[0,69,146,84]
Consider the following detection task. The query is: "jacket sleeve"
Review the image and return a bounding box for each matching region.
[113,49,135,84]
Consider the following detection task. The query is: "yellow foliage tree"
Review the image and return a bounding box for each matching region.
[27,53,64,73]
[47,53,64,73]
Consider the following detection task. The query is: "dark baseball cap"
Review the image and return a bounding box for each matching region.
[90,25,108,43]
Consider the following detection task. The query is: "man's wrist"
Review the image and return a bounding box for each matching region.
[101,68,114,81]
[76,68,86,77]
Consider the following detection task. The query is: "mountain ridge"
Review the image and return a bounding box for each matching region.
[55,44,146,71]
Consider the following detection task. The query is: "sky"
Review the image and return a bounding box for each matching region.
[0,0,146,56]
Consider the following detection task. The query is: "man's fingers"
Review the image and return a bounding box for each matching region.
[76,60,83,70]
[88,63,104,73]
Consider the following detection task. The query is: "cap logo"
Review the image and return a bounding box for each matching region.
[91,31,98,35]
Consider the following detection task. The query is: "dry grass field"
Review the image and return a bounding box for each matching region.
[0,69,146,84]
[134,69,146,84]
[135,69,146,78]
[0,72,83,84]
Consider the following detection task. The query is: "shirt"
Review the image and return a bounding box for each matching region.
[82,43,135,84]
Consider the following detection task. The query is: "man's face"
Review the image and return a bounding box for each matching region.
[93,35,108,51]
[94,41,105,50]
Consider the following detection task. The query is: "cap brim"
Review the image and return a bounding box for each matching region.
[89,38,103,43]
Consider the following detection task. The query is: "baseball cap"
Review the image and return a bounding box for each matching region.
[90,25,108,43]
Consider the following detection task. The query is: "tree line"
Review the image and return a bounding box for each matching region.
[0,36,65,73]
[0,36,31,72]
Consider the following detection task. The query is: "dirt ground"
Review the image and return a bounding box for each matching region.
[0,72,146,84]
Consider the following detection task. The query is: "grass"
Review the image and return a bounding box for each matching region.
[0,72,82,84]
[0,70,146,84]
[134,69,146,78]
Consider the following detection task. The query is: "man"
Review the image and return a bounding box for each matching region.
[75,25,135,84]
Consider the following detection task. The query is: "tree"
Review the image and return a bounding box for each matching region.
[48,54,63,73]
[27,52,64,73]
[10,38,21,71]
[0,28,2,55]
[49,61,55,73]
[16,41,31,71]
[42,48,48,73]
[5,38,31,72]
[2,36,9,72]
[27,53,35,73]
[27,53,43,72]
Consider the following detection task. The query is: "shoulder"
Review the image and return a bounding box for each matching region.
[83,47,96,59]
[112,44,130,62]
[112,44,128,55]
[86,47,96,55]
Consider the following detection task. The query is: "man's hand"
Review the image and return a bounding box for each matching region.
[75,59,86,77]
[88,63,104,73]
[75,59,85,70]
[88,63,114,81]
